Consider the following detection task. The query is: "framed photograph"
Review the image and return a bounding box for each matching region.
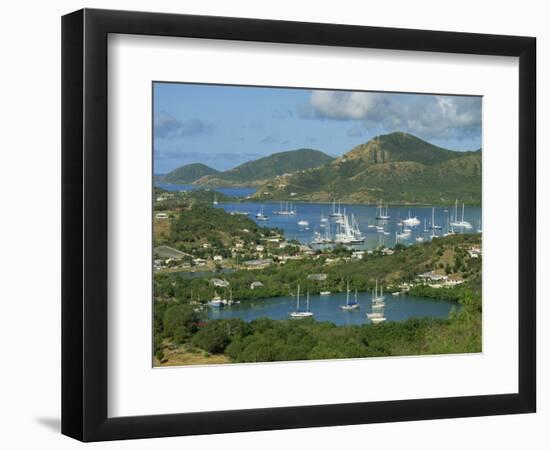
[62,8,536,442]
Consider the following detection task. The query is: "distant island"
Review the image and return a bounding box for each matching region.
[158,132,481,205]
[162,148,334,186]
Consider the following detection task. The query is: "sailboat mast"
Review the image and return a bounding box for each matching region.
[306,292,310,311]
[297,285,300,310]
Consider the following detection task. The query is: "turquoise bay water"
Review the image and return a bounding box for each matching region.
[156,184,476,324]
[207,291,459,326]
[218,201,481,250]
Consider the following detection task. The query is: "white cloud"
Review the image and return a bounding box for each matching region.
[154,112,213,139]
[302,91,481,141]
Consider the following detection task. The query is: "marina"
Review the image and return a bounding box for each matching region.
[216,200,481,250]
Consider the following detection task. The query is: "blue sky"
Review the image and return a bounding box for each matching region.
[153,82,482,173]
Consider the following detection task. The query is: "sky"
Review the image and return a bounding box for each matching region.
[153,82,482,174]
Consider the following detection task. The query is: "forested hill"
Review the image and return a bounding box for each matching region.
[160,148,334,187]
[163,163,219,184]
[253,132,482,205]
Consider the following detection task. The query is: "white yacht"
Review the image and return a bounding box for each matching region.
[403,211,420,227]
[273,201,296,216]
[329,199,344,219]
[450,200,472,229]
[375,200,391,221]
[208,292,225,308]
[370,316,387,324]
[429,207,442,230]
[341,284,360,311]
[333,211,364,244]
[255,205,269,221]
[290,286,314,318]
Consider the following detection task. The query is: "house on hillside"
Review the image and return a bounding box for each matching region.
[209,278,230,288]
[307,273,327,281]
[244,259,272,269]
[250,281,264,290]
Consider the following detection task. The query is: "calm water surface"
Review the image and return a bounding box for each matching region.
[174,270,461,325]
[207,291,459,326]
[155,182,257,198]
[217,201,481,250]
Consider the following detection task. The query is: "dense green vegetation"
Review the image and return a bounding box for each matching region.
[163,148,334,187]
[253,132,482,205]
[154,187,235,212]
[162,163,220,184]
[153,233,482,364]
[154,233,481,302]
[155,287,480,363]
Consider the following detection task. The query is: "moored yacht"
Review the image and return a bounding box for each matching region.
[403,210,420,227]
[255,205,269,221]
[450,199,472,229]
[375,200,391,221]
[341,283,360,311]
[290,286,314,318]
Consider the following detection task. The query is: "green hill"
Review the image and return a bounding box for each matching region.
[163,163,219,184]
[253,132,481,205]
[196,148,334,186]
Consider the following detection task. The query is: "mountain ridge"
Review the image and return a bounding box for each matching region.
[252,132,482,205]
[162,148,334,187]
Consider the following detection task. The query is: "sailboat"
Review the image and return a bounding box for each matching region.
[367,281,387,321]
[396,224,412,240]
[319,213,328,228]
[329,199,344,219]
[273,201,296,216]
[290,286,314,318]
[450,199,473,229]
[341,282,360,310]
[212,194,218,206]
[375,200,390,221]
[403,210,420,227]
[429,207,442,230]
[208,291,225,308]
[255,205,269,221]
[443,216,456,237]
[371,280,386,308]
[351,213,364,240]
[334,211,364,244]
[370,314,387,323]
[297,219,310,227]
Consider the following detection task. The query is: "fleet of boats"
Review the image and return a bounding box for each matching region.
[273,201,296,216]
[224,197,477,250]
[207,196,476,325]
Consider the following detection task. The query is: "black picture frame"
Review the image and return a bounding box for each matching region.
[61,8,536,442]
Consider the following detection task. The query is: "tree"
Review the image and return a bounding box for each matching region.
[163,304,199,343]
